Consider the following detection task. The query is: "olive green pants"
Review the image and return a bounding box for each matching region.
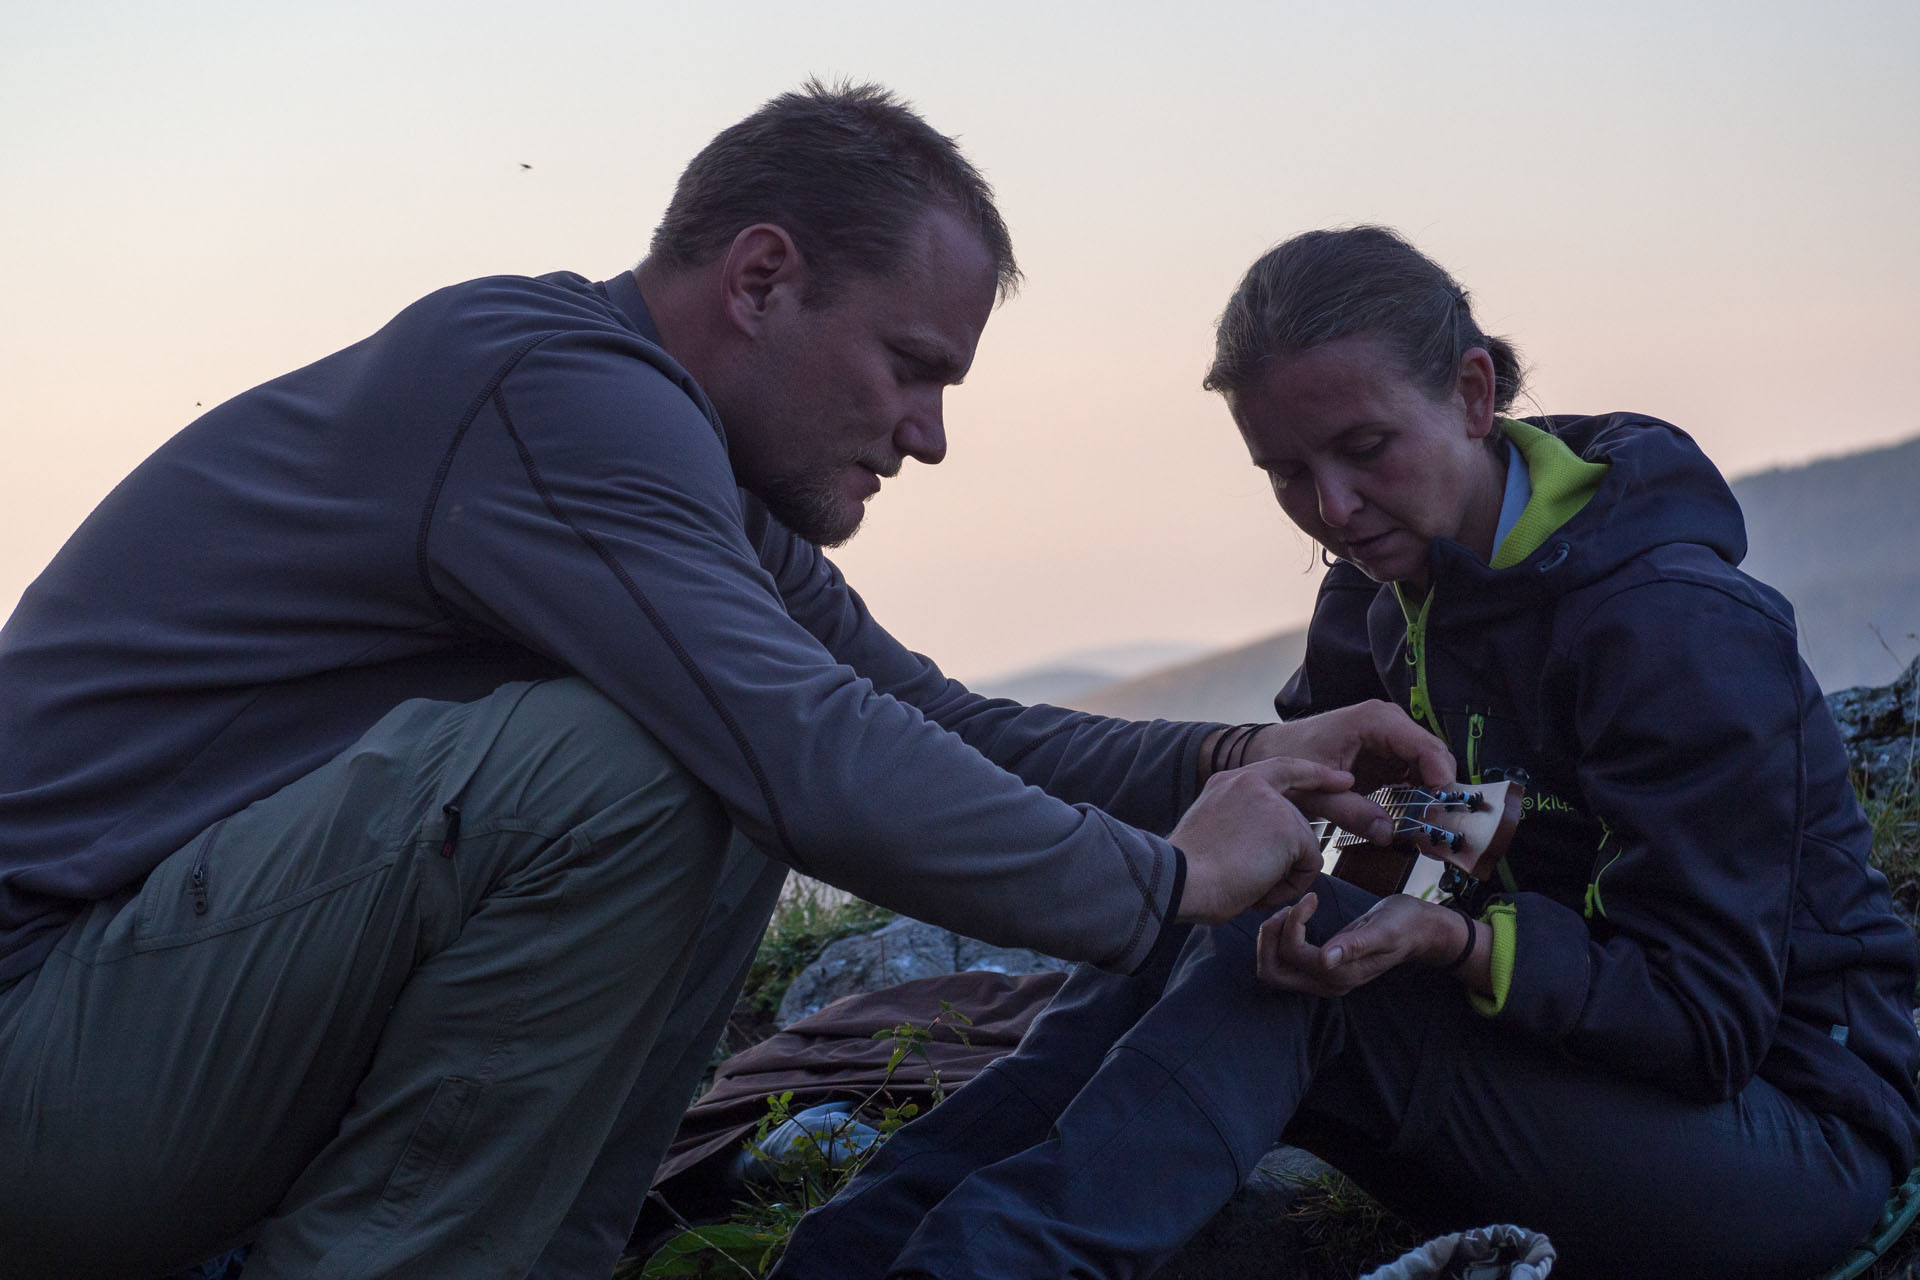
[0,678,786,1279]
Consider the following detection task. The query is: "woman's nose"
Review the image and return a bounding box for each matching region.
[1316,473,1361,527]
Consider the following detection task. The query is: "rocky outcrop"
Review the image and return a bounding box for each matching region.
[775,917,1071,1028]
[1828,655,1920,798]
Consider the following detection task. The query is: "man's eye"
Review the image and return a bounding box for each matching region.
[891,350,937,382]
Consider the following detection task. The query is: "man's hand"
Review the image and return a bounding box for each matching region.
[1209,702,1457,845]
[1170,757,1351,925]
[1256,892,1486,996]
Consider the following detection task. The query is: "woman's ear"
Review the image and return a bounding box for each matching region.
[1457,347,1499,440]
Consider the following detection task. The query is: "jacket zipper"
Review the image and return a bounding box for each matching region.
[1395,585,1444,739]
[187,824,222,916]
[1584,822,1618,918]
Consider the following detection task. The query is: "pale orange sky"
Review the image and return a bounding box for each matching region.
[5,0,1916,681]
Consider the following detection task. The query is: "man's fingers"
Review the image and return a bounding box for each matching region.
[1240,756,1353,795]
[1293,789,1396,846]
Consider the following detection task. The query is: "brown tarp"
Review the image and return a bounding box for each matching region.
[639,969,1066,1239]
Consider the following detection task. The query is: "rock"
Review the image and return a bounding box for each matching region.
[775,918,1071,1028]
[1827,655,1920,797]
[1151,1145,1334,1279]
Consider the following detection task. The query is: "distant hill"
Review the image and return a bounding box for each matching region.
[969,642,1208,705]
[1732,435,1920,692]
[1050,432,1920,721]
[1077,628,1307,724]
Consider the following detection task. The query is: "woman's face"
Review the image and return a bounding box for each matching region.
[1233,336,1503,588]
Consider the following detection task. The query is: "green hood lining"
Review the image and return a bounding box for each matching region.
[1489,418,1611,569]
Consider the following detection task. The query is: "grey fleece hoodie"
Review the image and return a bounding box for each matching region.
[0,270,1200,983]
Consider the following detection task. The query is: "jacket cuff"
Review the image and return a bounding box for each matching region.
[1472,892,1593,1038]
[1134,847,1190,977]
[1468,900,1518,1016]
[1178,721,1231,813]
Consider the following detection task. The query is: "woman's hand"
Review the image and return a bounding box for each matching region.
[1256,892,1487,996]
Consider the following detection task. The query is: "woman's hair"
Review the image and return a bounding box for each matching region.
[1203,226,1524,415]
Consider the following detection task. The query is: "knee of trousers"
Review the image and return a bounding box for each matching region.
[460,678,729,841]
[423,679,736,925]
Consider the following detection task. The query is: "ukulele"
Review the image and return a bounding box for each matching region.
[1321,779,1525,901]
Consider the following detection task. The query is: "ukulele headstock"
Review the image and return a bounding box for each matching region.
[1322,779,1525,899]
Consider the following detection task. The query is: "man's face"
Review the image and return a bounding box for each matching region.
[726,209,999,546]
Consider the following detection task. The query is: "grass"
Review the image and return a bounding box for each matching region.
[1283,1171,1425,1279]
[1869,783,1920,927]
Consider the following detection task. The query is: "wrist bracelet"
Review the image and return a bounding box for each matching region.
[1228,722,1262,771]
[1207,723,1263,777]
[1446,914,1479,972]
[1208,726,1233,777]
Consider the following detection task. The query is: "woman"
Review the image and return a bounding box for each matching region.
[771,227,1920,1280]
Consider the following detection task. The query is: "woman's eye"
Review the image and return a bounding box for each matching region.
[1347,438,1387,461]
[1267,467,1303,493]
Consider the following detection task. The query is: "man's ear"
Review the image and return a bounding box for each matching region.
[719,224,806,337]
[1456,347,1499,440]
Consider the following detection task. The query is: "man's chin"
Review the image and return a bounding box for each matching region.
[758,481,865,548]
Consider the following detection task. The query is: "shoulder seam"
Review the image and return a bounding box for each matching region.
[490,385,803,867]
[416,331,558,616]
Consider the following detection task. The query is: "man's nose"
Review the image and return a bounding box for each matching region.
[895,395,947,466]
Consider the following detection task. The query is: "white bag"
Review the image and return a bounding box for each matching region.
[1359,1223,1556,1280]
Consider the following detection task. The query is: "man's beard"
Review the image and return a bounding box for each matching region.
[758,474,865,548]
[758,453,902,548]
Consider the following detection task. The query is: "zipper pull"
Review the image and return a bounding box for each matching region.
[190,863,209,916]
[440,803,463,858]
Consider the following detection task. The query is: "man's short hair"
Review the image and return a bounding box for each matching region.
[647,79,1020,306]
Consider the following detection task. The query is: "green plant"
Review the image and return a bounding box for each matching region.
[630,1003,972,1279]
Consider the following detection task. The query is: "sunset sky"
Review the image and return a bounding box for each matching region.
[6,0,1916,683]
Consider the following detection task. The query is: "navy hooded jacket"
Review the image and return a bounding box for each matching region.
[1279,412,1920,1169]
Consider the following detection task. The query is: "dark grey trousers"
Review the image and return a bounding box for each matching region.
[0,678,786,1279]
[775,877,1894,1280]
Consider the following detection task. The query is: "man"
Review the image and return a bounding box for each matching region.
[0,83,1446,1277]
